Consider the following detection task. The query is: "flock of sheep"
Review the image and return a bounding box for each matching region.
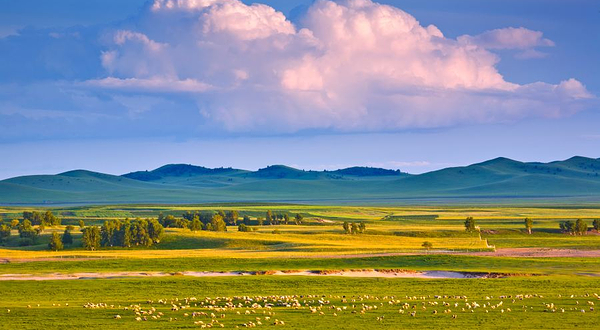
[74,292,600,327]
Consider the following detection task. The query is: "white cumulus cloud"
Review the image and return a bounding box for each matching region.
[89,0,593,133]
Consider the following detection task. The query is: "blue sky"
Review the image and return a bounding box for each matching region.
[0,0,598,179]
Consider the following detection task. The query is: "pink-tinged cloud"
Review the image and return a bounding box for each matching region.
[89,0,593,133]
[458,27,555,50]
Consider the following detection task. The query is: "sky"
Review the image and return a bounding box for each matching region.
[0,0,599,179]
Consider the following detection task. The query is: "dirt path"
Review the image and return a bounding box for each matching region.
[0,269,512,281]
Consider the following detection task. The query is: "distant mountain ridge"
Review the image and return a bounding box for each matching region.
[1,157,600,205]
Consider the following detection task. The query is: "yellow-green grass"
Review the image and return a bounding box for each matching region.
[0,276,599,329]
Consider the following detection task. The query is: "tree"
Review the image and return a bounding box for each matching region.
[257,217,264,226]
[10,219,20,229]
[524,218,533,235]
[351,223,359,235]
[48,232,64,251]
[43,211,61,226]
[0,224,11,243]
[82,226,101,251]
[133,219,152,247]
[78,220,85,229]
[358,222,366,234]
[266,211,273,225]
[422,241,433,251]
[210,214,227,232]
[283,214,290,225]
[61,229,73,245]
[147,219,164,243]
[190,216,202,231]
[560,221,575,235]
[575,219,588,235]
[294,213,303,225]
[120,222,133,248]
[342,221,350,234]
[464,217,477,232]
[225,211,239,226]
[101,220,120,247]
[593,219,600,232]
[238,224,251,232]
[18,220,37,240]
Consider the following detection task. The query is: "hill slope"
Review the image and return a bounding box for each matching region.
[1,157,599,205]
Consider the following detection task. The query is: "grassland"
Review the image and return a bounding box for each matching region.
[1,204,599,329]
[0,277,599,329]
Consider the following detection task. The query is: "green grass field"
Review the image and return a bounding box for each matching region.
[1,204,599,329]
[0,277,599,329]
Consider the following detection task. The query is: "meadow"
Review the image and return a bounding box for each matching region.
[0,204,599,329]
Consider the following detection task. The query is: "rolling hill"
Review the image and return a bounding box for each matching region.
[1,157,599,205]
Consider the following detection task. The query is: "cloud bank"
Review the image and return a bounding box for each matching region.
[0,0,594,138]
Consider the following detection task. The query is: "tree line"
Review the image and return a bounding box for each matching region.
[464,217,599,235]
[156,210,305,232]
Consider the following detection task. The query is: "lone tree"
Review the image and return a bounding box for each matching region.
[422,241,433,251]
[48,232,64,251]
[593,219,600,232]
[78,220,85,229]
[464,217,477,232]
[61,229,73,245]
[575,219,588,235]
[524,218,533,235]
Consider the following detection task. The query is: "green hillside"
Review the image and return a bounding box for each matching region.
[1,157,599,205]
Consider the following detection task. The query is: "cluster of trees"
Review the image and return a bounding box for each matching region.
[264,211,303,225]
[47,226,75,251]
[560,219,589,235]
[23,211,61,226]
[159,212,227,232]
[342,221,366,234]
[157,210,305,232]
[81,219,165,250]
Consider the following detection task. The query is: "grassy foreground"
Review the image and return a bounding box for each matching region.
[1,276,599,329]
